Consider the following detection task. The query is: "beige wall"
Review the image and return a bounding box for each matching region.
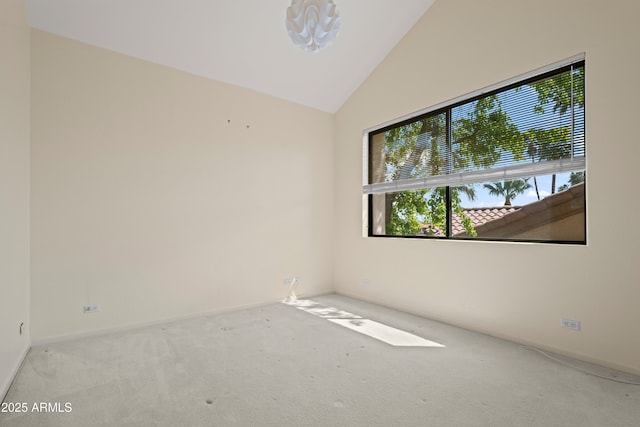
[12,0,640,378]
[334,0,640,374]
[30,31,334,342]
[0,0,31,398]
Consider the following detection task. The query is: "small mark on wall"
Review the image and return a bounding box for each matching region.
[226,119,252,129]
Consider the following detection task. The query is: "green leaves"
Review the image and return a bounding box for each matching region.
[523,127,571,162]
[530,68,585,115]
[384,115,447,181]
[387,187,477,238]
[558,171,585,191]
[451,95,525,171]
[386,190,429,236]
[377,64,585,237]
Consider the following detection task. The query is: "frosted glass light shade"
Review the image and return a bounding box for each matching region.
[286,0,341,53]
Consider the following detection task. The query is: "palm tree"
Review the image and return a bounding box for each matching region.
[558,171,585,191]
[483,179,532,206]
[527,141,541,200]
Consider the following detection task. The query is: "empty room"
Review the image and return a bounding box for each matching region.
[2,0,639,425]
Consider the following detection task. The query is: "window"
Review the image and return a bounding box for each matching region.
[364,57,586,244]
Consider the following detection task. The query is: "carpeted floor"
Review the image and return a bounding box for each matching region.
[2,294,639,426]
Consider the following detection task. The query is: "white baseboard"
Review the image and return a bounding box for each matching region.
[1,344,30,403]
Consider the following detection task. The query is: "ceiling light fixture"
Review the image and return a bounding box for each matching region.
[286,0,341,53]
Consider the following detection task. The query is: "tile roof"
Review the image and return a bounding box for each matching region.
[453,207,520,235]
[420,206,520,237]
[419,183,585,238]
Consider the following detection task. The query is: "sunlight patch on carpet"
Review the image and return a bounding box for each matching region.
[284,299,445,348]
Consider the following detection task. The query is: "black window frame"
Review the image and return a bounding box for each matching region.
[365,59,586,245]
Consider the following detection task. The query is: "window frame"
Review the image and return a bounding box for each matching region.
[363,55,586,245]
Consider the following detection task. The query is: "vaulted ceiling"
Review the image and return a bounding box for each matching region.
[26,0,436,113]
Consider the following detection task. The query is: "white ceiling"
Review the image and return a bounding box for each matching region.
[26,0,436,113]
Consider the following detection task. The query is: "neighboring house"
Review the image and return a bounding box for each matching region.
[420,183,585,241]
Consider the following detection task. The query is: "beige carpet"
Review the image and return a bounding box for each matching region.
[2,294,639,426]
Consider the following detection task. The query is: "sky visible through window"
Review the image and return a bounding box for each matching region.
[369,62,585,240]
[458,172,570,208]
[456,78,584,209]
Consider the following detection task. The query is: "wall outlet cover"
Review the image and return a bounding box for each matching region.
[83,304,100,314]
[561,318,581,331]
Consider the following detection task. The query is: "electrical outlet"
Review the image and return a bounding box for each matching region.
[83,304,100,314]
[561,318,580,331]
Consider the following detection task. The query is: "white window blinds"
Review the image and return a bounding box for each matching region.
[364,58,585,195]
